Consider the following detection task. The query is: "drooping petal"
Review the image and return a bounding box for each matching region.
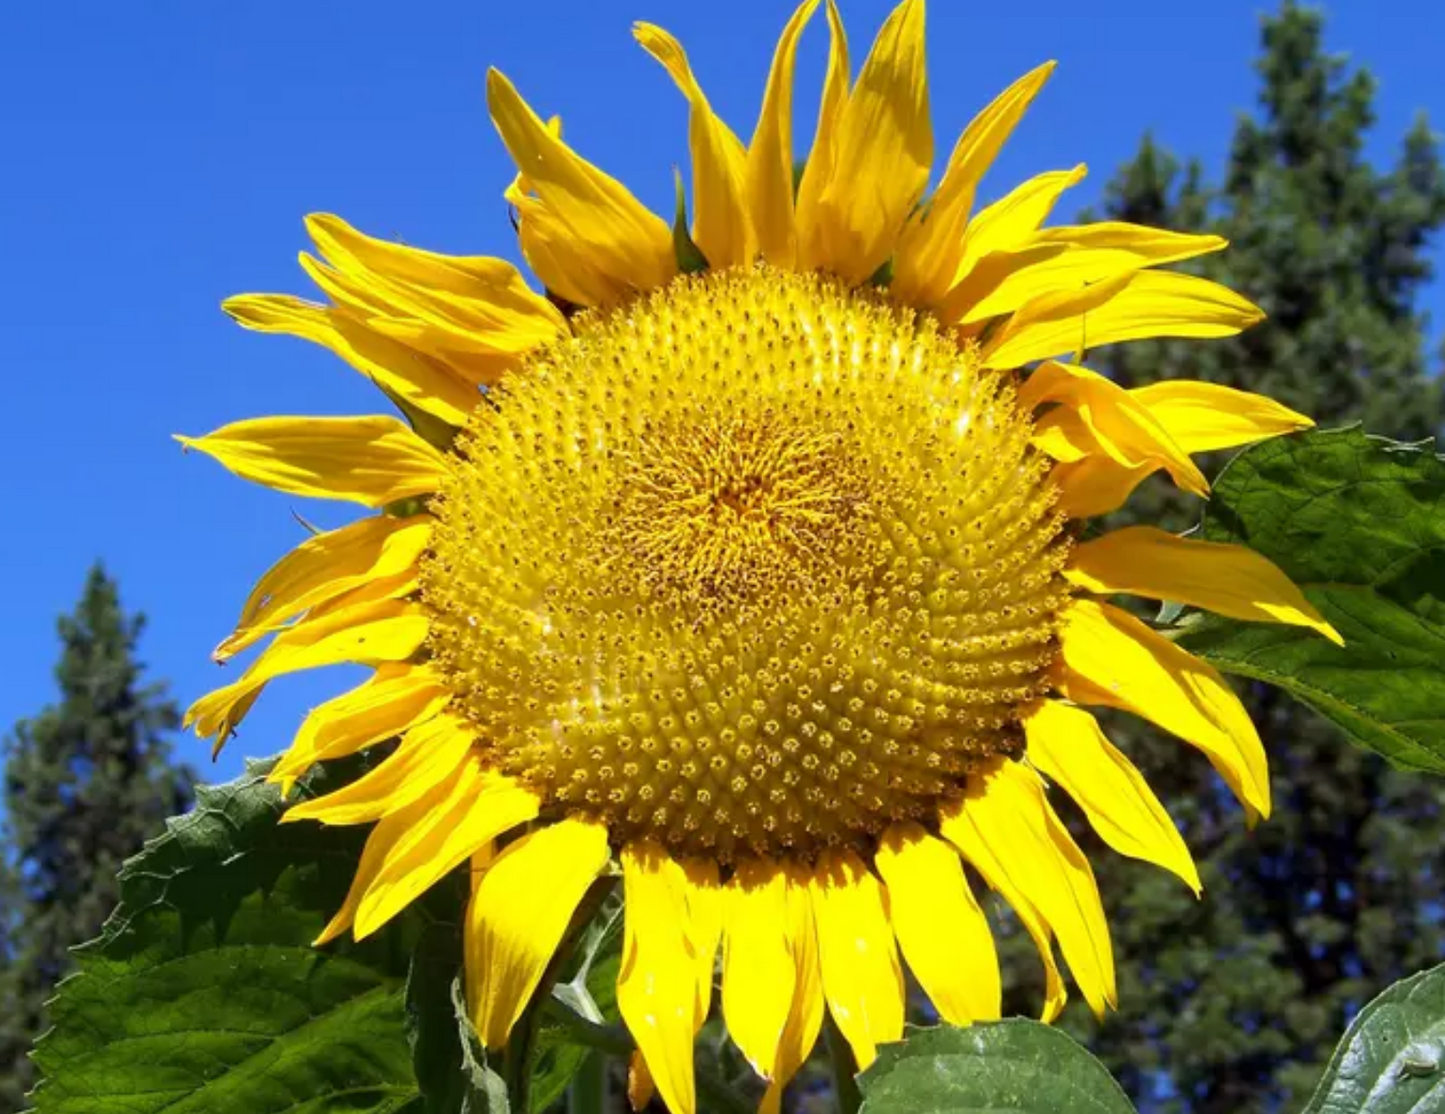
[468,817,610,1047]
[223,294,483,419]
[680,859,722,1030]
[891,61,1056,308]
[634,24,752,268]
[1130,380,1315,453]
[795,0,850,272]
[983,270,1263,369]
[216,516,430,661]
[746,0,821,269]
[175,415,449,507]
[269,665,451,792]
[1068,525,1341,644]
[618,842,703,1114]
[802,0,931,283]
[314,792,436,946]
[941,760,1116,1017]
[874,822,1001,1025]
[1058,598,1271,821]
[353,761,541,938]
[487,69,675,305]
[1024,700,1200,894]
[761,866,825,1114]
[808,849,904,1070]
[281,713,476,826]
[722,860,794,1080]
[184,598,429,748]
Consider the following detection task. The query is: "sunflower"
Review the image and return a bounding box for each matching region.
[179,3,1341,1111]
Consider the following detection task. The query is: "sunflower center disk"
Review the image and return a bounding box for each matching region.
[422,266,1072,863]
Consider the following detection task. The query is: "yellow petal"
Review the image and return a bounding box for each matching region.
[468,817,610,1047]
[314,792,435,946]
[761,866,825,1114]
[983,270,1263,369]
[795,0,850,273]
[354,761,541,938]
[951,220,1226,326]
[874,822,1000,1025]
[891,62,1056,308]
[1058,598,1271,821]
[634,24,751,268]
[1131,380,1315,453]
[1024,700,1201,894]
[746,0,821,269]
[184,598,429,747]
[223,294,482,421]
[216,516,429,662]
[282,712,476,826]
[269,665,451,792]
[936,793,1067,1023]
[1068,525,1341,644]
[722,861,794,1080]
[803,0,931,283]
[303,213,565,357]
[681,859,722,1030]
[175,415,449,507]
[1021,361,1207,496]
[943,761,1116,1016]
[487,69,675,305]
[809,849,904,1070]
[618,842,703,1114]
[953,165,1086,276]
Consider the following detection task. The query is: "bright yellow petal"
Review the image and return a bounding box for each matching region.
[950,221,1226,326]
[184,598,428,747]
[1068,525,1341,644]
[468,817,610,1047]
[634,24,751,268]
[680,859,722,1030]
[803,0,931,283]
[281,713,475,826]
[618,841,703,1114]
[314,792,435,946]
[215,516,429,662]
[937,793,1067,1023]
[270,665,450,792]
[722,861,794,1080]
[944,761,1116,1017]
[1131,380,1315,453]
[486,69,675,305]
[874,822,1000,1026]
[795,0,850,273]
[746,0,821,269]
[953,165,1086,275]
[1058,598,1271,821]
[891,62,1056,308]
[983,270,1263,369]
[175,415,449,507]
[1022,361,1208,497]
[1024,700,1201,894]
[809,849,904,1070]
[354,761,541,938]
[761,866,824,1114]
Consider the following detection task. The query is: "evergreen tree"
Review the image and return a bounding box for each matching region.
[0,566,194,1108]
[1007,5,1445,1111]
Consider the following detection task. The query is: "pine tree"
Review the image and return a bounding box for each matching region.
[1004,5,1445,1111]
[0,566,194,1108]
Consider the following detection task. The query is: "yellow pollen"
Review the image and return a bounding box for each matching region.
[421,265,1072,863]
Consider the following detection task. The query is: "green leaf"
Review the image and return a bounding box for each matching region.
[1301,963,1445,1113]
[1177,426,1445,772]
[30,758,422,1114]
[857,1022,1137,1113]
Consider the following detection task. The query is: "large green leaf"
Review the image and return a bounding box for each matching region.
[30,758,422,1114]
[857,1021,1136,1113]
[1302,963,1445,1113]
[1177,426,1445,772]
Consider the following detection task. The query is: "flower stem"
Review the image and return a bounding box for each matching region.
[824,1014,863,1114]
[567,1051,607,1114]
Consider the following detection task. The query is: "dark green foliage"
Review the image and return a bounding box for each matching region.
[1020,5,1445,1111]
[0,566,195,1109]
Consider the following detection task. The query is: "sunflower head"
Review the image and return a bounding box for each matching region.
[179,3,1340,1112]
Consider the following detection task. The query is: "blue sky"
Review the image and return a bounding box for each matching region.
[2,0,1442,785]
